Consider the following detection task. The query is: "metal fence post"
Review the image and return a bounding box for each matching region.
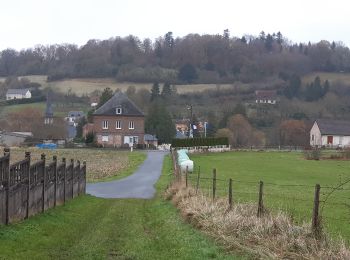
[196,166,200,194]
[212,168,216,200]
[228,178,233,209]
[257,181,264,217]
[312,184,321,236]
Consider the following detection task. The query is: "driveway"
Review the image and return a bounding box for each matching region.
[86,151,168,199]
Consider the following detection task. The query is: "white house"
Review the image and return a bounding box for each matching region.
[310,119,350,148]
[6,89,32,100]
[255,90,277,104]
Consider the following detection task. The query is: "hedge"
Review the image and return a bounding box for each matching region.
[5,96,46,105]
[171,137,229,148]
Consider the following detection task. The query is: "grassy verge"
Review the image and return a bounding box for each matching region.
[189,151,350,241]
[0,155,243,259]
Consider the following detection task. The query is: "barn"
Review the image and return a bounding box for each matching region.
[310,119,350,148]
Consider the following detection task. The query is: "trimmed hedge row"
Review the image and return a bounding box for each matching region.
[171,137,229,148]
[5,96,46,105]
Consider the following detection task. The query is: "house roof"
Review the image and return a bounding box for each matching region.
[94,92,144,116]
[144,134,158,141]
[6,88,30,95]
[316,119,350,136]
[68,111,84,117]
[255,90,277,99]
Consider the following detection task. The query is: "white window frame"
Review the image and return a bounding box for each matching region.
[116,120,121,129]
[116,107,122,114]
[129,121,135,129]
[102,135,109,142]
[102,120,109,129]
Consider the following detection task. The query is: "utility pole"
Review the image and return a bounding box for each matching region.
[187,105,193,138]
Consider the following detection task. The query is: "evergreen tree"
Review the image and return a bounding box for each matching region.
[178,63,198,83]
[150,82,160,101]
[145,99,175,143]
[265,34,274,51]
[284,74,301,99]
[240,36,247,44]
[161,82,172,99]
[97,87,113,108]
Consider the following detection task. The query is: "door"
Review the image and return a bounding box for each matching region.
[327,136,333,145]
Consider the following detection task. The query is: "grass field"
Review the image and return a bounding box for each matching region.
[0,75,236,96]
[302,72,350,85]
[188,151,350,242]
[10,148,146,183]
[0,155,244,259]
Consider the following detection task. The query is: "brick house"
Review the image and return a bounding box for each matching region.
[88,92,145,147]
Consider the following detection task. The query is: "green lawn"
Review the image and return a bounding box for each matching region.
[189,151,350,242]
[0,155,244,260]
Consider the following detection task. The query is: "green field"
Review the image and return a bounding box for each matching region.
[0,75,237,96]
[0,156,244,259]
[302,72,350,85]
[188,151,350,241]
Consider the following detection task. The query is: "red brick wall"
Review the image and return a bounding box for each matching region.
[92,115,145,147]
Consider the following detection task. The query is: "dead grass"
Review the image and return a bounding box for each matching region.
[9,148,135,182]
[165,181,350,259]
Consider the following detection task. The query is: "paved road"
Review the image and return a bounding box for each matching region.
[87,151,168,199]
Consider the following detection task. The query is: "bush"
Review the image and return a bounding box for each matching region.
[171,137,229,148]
[303,149,321,160]
[6,95,46,105]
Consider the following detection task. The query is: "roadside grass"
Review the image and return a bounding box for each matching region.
[189,151,350,242]
[10,148,146,183]
[0,155,244,260]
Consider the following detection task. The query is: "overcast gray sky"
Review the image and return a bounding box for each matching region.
[1,0,349,50]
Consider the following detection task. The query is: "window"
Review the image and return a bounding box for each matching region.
[311,134,315,141]
[116,120,121,129]
[116,107,122,114]
[102,135,109,142]
[129,121,134,129]
[102,120,109,129]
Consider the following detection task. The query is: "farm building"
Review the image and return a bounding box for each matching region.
[144,134,158,147]
[6,89,32,100]
[89,92,145,147]
[0,132,33,146]
[255,90,277,104]
[310,119,350,148]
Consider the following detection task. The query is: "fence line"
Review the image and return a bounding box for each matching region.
[0,148,86,225]
[170,150,350,238]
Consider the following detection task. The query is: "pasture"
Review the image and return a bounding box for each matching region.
[10,148,146,182]
[1,75,236,96]
[189,151,350,241]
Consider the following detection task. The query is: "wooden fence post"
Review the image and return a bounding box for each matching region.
[83,161,86,194]
[257,181,264,217]
[185,166,188,188]
[312,184,321,236]
[77,160,80,196]
[228,178,233,209]
[71,159,74,199]
[53,156,57,207]
[196,166,200,194]
[212,168,216,200]
[4,148,10,225]
[25,151,31,219]
[41,154,46,213]
[62,158,66,204]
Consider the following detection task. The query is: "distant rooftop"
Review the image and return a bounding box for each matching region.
[6,88,30,95]
[316,119,350,136]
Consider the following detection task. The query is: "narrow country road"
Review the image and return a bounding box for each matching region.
[86,150,168,199]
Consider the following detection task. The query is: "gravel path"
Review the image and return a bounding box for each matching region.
[86,151,168,199]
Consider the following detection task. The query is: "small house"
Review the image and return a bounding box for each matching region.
[6,89,32,100]
[144,134,158,148]
[89,92,145,147]
[310,119,350,148]
[255,90,277,104]
[0,132,33,146]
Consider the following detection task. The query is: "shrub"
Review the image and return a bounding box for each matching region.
[171,137,229,148]
[303,149,321,160]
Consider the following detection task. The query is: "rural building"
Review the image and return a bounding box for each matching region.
[310,119,350,148]
[66,111,85,125]
[0,132,33,146]
[6,89,32,100]
[90,92,145,147]
[255,90,277,104]
[144,134,158,147]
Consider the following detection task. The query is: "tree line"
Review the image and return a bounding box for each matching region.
[1,31,350,83]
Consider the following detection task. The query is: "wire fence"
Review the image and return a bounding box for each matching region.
[170,151,350,240]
